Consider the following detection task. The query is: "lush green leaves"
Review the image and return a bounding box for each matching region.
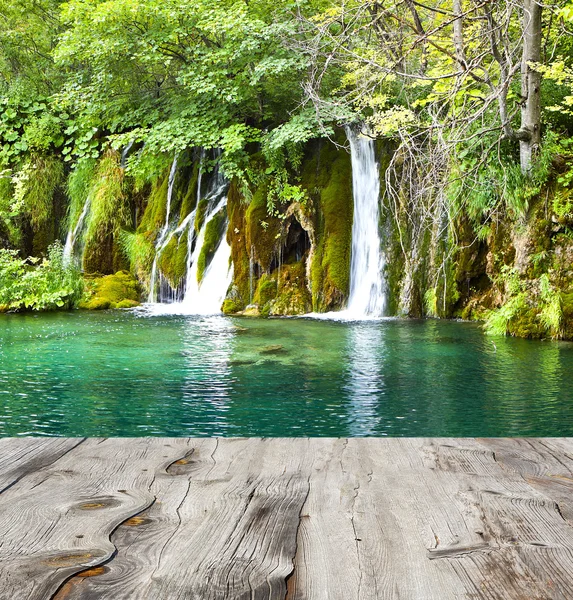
[0,242,84,311]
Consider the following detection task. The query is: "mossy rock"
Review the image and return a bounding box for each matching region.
[225,179,251,311]
[178,161,200,225]
[269,261,312,316]
[138,173,170,238]
[80,271,141,310]
[222,297,243,315]
[561,292,573,339]
[197,210,226,283]
[253,274,278,307]
[194,199,209,234]
[252,274,279,317]
[245,183,281,272]
[158,231,189,289]
[116,299,140,309]
[300,138,353,311]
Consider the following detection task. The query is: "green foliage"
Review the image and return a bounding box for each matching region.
[0,242,84,311]
[67,159,96,229]
[485,268,564,338]
[538,274,563,336]
[484,293,528,336]
[85,151,129,242]
[0,173,21,246]
[118,230,155,283]
[15,156,64,230]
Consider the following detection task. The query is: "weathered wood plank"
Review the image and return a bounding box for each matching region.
[0,438,192,600]
[54,438,219,600]
[0,437,84,493]
[1,438,573,600]
[51,438,314,600]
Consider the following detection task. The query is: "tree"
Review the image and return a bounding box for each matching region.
[296,0,553,173]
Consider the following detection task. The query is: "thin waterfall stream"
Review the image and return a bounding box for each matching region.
[309,129,387,321]
[346,128,387,318]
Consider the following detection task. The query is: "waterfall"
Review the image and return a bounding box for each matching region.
[181,191,232,315]
[120,140,135,168]
[346,128,387,318]
[63,196,91,266]
[148,155,178,302]
[144,151,232,316]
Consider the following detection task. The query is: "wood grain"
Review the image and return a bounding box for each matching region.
[0,438,572,599]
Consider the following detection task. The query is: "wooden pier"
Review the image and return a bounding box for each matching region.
[1,438,572,599]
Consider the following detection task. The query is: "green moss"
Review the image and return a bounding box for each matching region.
[225,180,250,310]
[138,172,169,237]
[222,298,242,314]
[158,231,188,289]
[116,299,140,309]
[197,211,225,283]
[253,274,278,306]
[245,183,281,272]
[270,261,312,316]
[137,166,172,252]
[194,199,209,234]
[252,273,278,316]
[301,139,353,311]
[81,297,112,310]
[80,270,140,309]
[179,161,199,225]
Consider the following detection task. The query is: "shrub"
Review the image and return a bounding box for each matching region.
[0,242,84,311]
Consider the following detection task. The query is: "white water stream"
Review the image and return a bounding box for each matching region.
[63,196,91,266]
[346,128,386,318]
[145,153,232,315]
[306,129,387,321]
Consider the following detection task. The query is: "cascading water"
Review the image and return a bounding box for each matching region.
[145,151,232,315]
[345,128,387,318]
[181,176,232,315]
[63,196,90,266]
[148,155,178,302]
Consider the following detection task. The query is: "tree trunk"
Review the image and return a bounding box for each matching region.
[519,0,542,174]
[452,0,467,69]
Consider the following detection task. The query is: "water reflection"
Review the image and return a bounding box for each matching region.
[180,316,235,435]
[344,323,385,435]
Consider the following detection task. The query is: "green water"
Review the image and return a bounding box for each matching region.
[0,310,572,437]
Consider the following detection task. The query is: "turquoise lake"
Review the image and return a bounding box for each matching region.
[0,310,572,437]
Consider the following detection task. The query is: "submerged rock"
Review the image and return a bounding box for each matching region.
[260,344,286,355]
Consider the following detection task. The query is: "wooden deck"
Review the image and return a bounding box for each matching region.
[1,438,573,599]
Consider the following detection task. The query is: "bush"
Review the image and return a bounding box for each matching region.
[0,242,84,311]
